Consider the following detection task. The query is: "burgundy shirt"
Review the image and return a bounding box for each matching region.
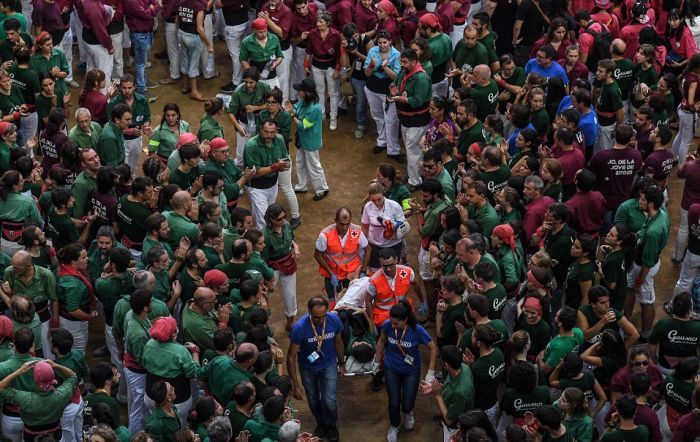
[681,72,700,110]
[88,189,119,227]
[672,410,700,442]
[353,3,377,34]
[554,148,585,186]
[32,0,66,33]
[557,60,588,85]
[435,0,454,33]
[604,404,662,442]
[635,124,655,159]
[523,195,555,241]
[566,191,606,235]
[306,27,342,70]
[399,9,428,48]
[678,158,700,210]
[162,0,179,21]
[39,130,68,172]
[79,90,108,125]
[644,148,674,188]
[261,1,294,47]
[76,0,113,50]
[289,2,318,47]
[326,0,352,31]
[378,17,400,45]
[609,364,664,395]
[123,0,160,32]
[588,147,643,210]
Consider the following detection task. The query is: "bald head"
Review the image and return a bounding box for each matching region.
[193,287,217,311]
[473,65,491,85]
[611,39,626,56]
[235,342,259,368]
[12,250,32,267]
[172,191,191,210]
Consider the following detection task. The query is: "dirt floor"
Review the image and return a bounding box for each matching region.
[75,32,688,441]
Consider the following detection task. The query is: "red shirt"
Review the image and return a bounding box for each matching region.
[592,11,620,38]
[326,0,352,31]
[378,17,400,45]
[79,90,108,124]
[557,59,588,85]
[609,364,664,395]
[554,148,585,185]
[566,191,606,235]
[261,2,294,44]
[289,2,317,45]
[523,195,555,241]
[306,27,342,70]
[353,3,378,34]
[399,9,428,48]
[620,23,652,59]
[578,22,606,58]
[670,27,698,61]
[435,0,455,33]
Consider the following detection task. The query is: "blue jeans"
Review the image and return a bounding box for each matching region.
[350,78,368,128]
[300,364,338,426]
[130,31,153,93]
[384,367,420,427]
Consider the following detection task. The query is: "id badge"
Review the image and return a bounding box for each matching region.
[404,354,414,366]
[307,351,320,364]
[355,60,363,71]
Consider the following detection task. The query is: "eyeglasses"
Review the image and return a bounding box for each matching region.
[631,360,650,367]
[275,216,286,222]
[266,100,279,104]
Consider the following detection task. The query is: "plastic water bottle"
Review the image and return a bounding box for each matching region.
[261,56,275,79]
[246,111,256,134]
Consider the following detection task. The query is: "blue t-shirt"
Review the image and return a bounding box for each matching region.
[363,46,401,79]
[524,59,570,86]
[579,110,599,148]
[381,321,432,375]
[290,313,343,373]
[556,95,573,116]
[507,123,535,156]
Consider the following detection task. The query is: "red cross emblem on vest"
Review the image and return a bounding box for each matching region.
[350,230,359,239]
[399,269,408,279]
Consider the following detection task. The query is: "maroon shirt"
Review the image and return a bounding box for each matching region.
[672,409,700,442]
[261,1,294,48]
[678,158,700,210]
[557,60,588,85]
[88,189,119,228]
[378,17,400,45]
[306,27,342,70]
[554,148,585,186]
[566,191,606,235]
[609,364,664,395]
[326,0,352,31]
[177,0,206,34]
[588,147,643,210]
[162,0,179,21]
[454,0,469,22]
[353,3,377,34]
[523,195,555,241]
[32,0,66,33]
[681,72,700,110]
[39,130,68,172]
[435,0,455,33]
[399,8,428,48]
[635,123,655,159]
[123,0,160,32]
[289,2,317,47]
[76,0,113,49]
[644,148,674,188]
[604,403,662,442]
[79,90,108,125]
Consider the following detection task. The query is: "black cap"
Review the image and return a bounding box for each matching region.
[293,78,316,93]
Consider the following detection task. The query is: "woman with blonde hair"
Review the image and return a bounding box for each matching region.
[555,387,593,442]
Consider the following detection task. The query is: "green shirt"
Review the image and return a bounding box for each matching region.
[107,93,151,127]
[204,158,242,203]
[452,40,488,75]
[515,316,551,357]
[636,210,669,267]
[0,191,42,224]
[8,64,39,107]
[470,348,505,409]
[181,301,219,361]
[0,83,26,117]
[601,426,649,442]
[47,209,79,251]
[468,79,499,121]
[228,82,270,120]
[442,363,474,422]
[112,294,170,343]
[243,134,289,185]
[478,165,511,201]
[256,109,292,144]
[417,198,447,240]
[439,301,465,344]
[662,375,694,413]
[228,303,261,335]
[468,202,498,240]
[558,372,598,402]
[57,274,91,316]
[240,33,283,63]
[163,210,200,251]
[226,406,251,437]
[71,170,97,218]
[198,355,253,404]
[116,195,152,242]
[435,169,455,205]
[197,114,224,142]
[530,108,550,138]
[196,191,231,229]
[543,328,584,368]
[169,166,199,191]
[649,317,700,369]
[631,64,658,107]
[294,101,323,151]
[95,273,133,325]
[141,237,174,267]
[0,376,77,426]
[427,33,452,72]
[478,31,498,65]
[597,80,623,125]
[84,390,121,426]
[483,283,507,320]
[456,120,485,158]
[564,260,595,309]
[141,339,199,379]
[177,268,200,305]
[36,91,63,122]
[30,48,69,94]
[262,222,293,260]
[68,122,102,149]
[124,314,152,366]
[148,120,190,158]
[614,198,647,233]
[459,319,509,354]
[579,304,623,346]
[501,385,551,418]
[145,406,181,442]
[243,418,281,442]
[2,265,57,305]
[385,182,412,210]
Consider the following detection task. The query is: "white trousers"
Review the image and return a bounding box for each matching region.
[247,184,279,230]
[277,167,300,219]
[125,367,147,433]
[674,208,689,262]
[105,324,128,400]
[402,125,427,186]
[594,124,615,154]
[672,107,695,163]
[224,23,248,86]
[200,14,215,78]
[451,23,467,49]
[59,317,88,354]
[290,46,306,101]
[235,132,252,167]
[277,46,293,101]
[673,250,700,298]
[85,43,113,93]
[21,0,32,31]
[295,149,328,195]
[311,66,340,119]
[61,396,84,442]
[41,319,54,360]
[165,22,181,80]
[111,32,124,83]
[59,28,74,83]
[431,79,448,98]
[274,270,298,317]
[72,13,87,64]
[124,137,143,174]
[365,87,400,154]
[2,415,22,442]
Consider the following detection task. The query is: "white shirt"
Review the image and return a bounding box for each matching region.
[315,226,369,252]
[360,198,406,248]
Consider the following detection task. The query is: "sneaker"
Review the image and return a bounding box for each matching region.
[143,92,157,103]
[355,126,365,139]
[330,118,337,131]
[146,80,159,89]
[146,61,152,68]
[372,145,387,154]
[220,82,235,94]
[92,345,109,357]
[326,425,339,442]
[313,190,329,201]
[313,425,327,439]
[387,153,406,164]
[289,217,302,230]
[663,301,673,315]
[67,80,80,89]
[404,412,415,430]
[672,258,683,267]
[387,426,399,442]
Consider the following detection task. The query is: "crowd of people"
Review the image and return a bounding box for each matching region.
[0,0,697,440]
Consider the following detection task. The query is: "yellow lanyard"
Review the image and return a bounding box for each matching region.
[310,316,327,353]
[394,325,407,357]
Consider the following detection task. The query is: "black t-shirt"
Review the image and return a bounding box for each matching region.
[515,0,549,45]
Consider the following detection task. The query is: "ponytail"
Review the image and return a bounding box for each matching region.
[389,300,417,329]
[474,323,501,348]
[0,170,21,201]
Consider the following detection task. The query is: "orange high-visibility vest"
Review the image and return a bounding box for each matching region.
[369,265,413,326]
[318,223,362,280]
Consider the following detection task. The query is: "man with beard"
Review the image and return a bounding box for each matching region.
[20,224,57,270]
[454,99,484,162]
[471,13,499,73]
[461,65,499,122]
[163,191,201,250]
[116,176,155,257]
[204,137,256,212]
[450,26,488,90]
[633,106,655,159]
[181,287,231,361]
[215,238,256,288]
[72,148,101,219]
[0,250,57,359]
[643,124,674,190]
[418,13,452,98]
[141,214,175,267]
[522,175,555,245]
[87,226,127,282]
[84,363,122,425]
[625,185,669,342]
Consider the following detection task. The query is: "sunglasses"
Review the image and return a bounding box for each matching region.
[631,360,650,367]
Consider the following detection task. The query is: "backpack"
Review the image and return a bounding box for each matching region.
[585,24,613,72]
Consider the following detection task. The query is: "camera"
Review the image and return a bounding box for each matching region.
[346,38,358,53]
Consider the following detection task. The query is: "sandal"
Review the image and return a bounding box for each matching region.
[190,93,207,102]
[204,71,221,80]
[313,190,329,201]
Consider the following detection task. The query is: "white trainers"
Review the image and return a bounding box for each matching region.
[404,411,415,430]
[387,426,399,442]
[330,118,337,131]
